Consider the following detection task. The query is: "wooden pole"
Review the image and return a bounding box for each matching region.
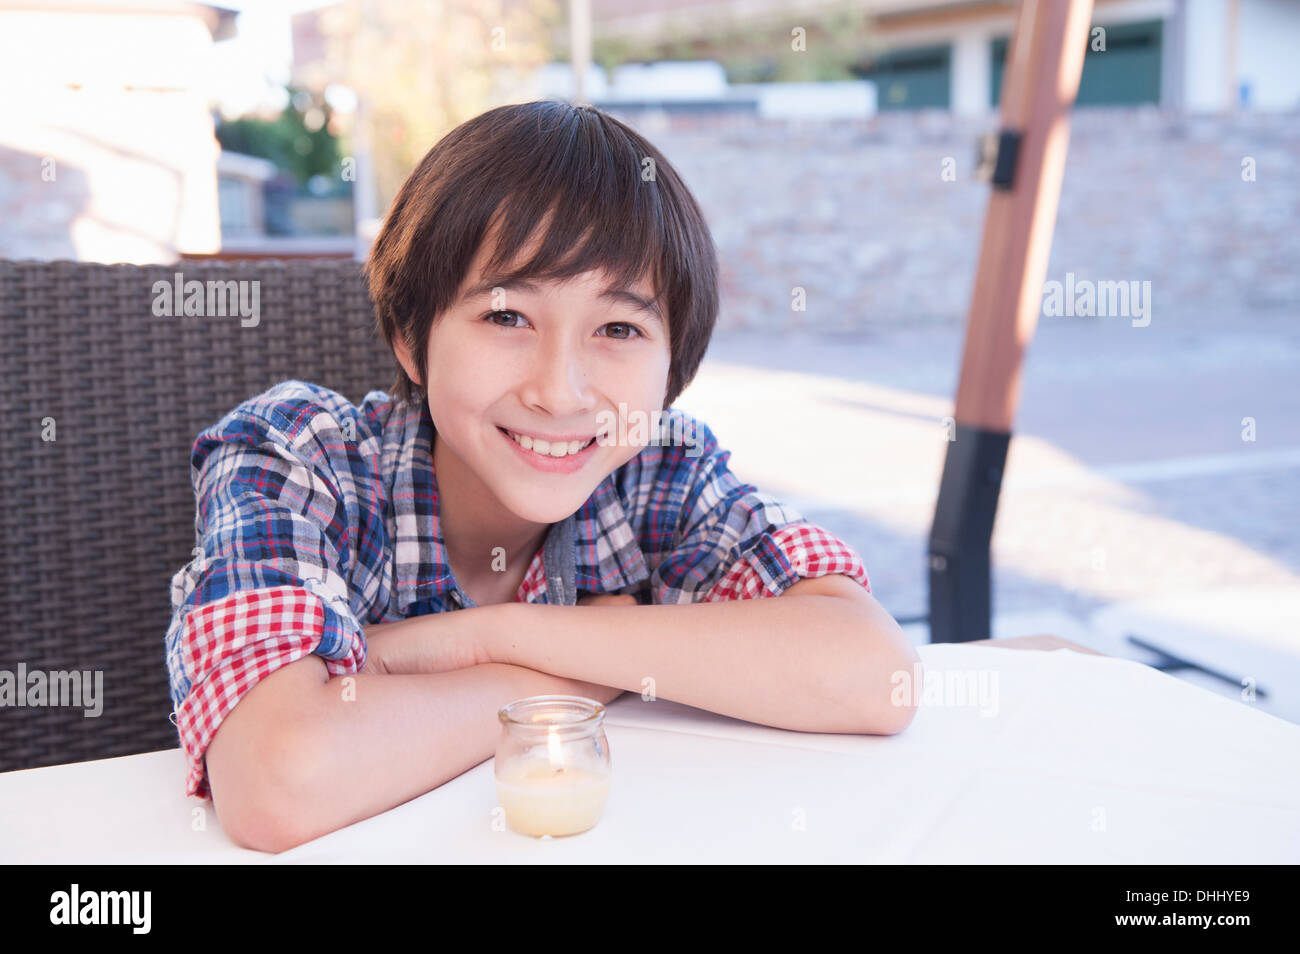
[928,0,1093,642]
[955,0,1093,431]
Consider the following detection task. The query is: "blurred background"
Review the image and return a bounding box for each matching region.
[2,0,1297,720]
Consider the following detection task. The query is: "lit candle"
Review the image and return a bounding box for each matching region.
[496,696,612,837]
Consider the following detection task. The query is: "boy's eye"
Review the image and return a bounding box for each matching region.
[597,322,645,341]
[485,309,528,329]
[483,310,645,340]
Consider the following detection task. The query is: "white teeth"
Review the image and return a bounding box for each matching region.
[507,429,593,458]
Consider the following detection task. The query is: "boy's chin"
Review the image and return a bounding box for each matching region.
[496,486,593,525]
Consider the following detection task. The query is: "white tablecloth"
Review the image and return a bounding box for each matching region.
[3,644,1298,863]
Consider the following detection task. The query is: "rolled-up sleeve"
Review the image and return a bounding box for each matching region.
[699,522,871,601]
[164,387,372,799]
[649,414,871,604]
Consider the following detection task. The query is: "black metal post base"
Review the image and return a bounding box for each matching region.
[927,424,1011,643]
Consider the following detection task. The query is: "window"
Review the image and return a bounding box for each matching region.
[991,19,1163,107]
[857,44,952,110]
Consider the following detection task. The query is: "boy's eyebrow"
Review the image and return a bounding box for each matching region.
[460,276,663,326]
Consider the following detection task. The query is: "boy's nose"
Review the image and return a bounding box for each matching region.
[521,340,595,416]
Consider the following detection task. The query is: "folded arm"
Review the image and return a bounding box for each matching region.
[204,577,917,854]
[370,576,921,737]
[205,653,622,854]
[482,574,921,735]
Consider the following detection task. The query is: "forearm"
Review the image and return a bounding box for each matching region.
[487,593,918,734]
[276,661,622,851]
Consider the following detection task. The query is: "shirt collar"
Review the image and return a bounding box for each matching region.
[386,397,648,615]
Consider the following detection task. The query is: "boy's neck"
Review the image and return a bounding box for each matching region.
[432,428,550,598]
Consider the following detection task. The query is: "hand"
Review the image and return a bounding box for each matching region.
[361,613,491,676]
[576,593,639,607]
[359,648,387,677]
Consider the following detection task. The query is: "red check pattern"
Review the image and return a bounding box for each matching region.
[701,523,872,602]
[176,586,364,799]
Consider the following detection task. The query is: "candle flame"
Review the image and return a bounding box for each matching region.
[546,725,566,772]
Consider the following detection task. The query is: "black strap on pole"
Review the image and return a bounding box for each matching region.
[927,426,1010,643]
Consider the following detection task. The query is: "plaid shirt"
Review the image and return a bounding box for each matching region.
[165,380,871,799]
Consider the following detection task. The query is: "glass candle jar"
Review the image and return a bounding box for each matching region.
[495,695,612,837]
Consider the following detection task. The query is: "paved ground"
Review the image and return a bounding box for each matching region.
[674,306,1300,720]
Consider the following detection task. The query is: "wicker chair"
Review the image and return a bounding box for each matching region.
[0,259,395,775]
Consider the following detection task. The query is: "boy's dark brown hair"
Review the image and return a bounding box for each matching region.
[364,100,719,410]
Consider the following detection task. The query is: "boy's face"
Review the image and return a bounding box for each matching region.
[395,225,672,525]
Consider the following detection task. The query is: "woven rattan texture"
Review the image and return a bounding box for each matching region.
[0,259,395,775]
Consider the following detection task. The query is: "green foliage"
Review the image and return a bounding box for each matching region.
[216,86,342,186]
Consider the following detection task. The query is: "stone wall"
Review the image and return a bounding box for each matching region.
[612,107,1300,334]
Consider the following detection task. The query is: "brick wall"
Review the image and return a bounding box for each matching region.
[614,107,1300,333]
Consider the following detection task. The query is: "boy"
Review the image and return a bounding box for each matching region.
[165,101,920,853]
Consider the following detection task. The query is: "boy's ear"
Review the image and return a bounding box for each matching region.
[392,335,422,388]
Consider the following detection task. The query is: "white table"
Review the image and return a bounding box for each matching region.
[3,644,1298,863]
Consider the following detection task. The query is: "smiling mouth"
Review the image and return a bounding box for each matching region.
[498,426,597,459]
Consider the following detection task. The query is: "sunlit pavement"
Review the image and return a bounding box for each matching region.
[674,308,1300,723]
